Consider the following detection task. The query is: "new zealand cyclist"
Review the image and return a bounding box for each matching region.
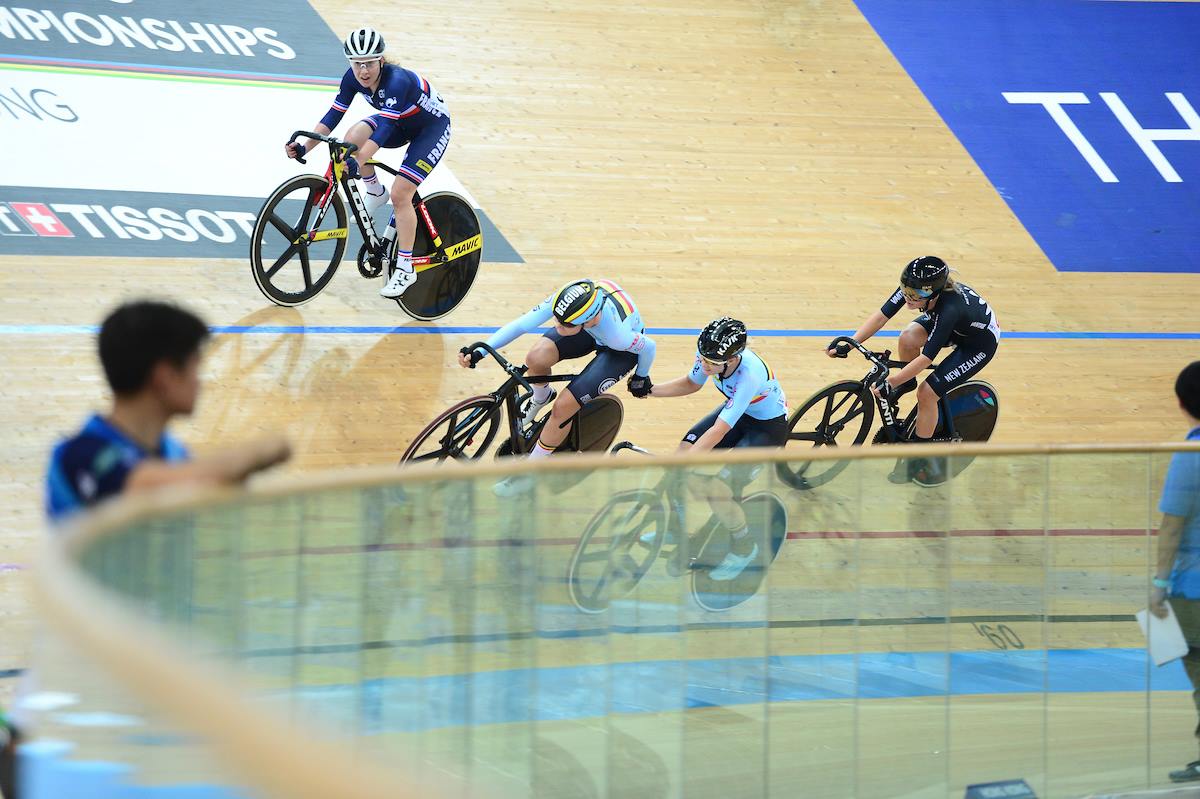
[640,318,788,581]
[458,279,657,496]
[829,256,1000,486]
[285,27,451,299]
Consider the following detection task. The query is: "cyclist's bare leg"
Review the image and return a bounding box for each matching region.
[524,337,560,392]
[897,322,927,361]
[536,388,581,452]
[914,381,939,438]
[896,322,939,437]
[390,176,419,261]
[343,122,376,179]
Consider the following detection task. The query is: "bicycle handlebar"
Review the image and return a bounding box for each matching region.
[288,130,359,166]
[610,440,652,456]
[464,341,536,394]
[828,335,911,371]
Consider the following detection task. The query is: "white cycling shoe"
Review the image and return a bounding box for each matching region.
[364,188,390,214]
[708,543,759,582]
[520,389,557,431]
[380,267,416,298]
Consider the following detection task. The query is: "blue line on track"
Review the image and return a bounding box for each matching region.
[2,325,1198,340]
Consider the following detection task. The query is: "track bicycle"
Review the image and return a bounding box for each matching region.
[775,335,999,490]
[566,442,788,614]
[250,130,482,320]
[400,343,625,485]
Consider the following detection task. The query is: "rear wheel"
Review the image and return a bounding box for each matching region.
[776,381,873,489]
[394,192,482,321]
[938,380,999,477]
[399,396,502,463]
[251,175,347,306]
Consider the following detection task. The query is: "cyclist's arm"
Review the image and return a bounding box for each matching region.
[649,375,702,398]
[920,304,957,360]
[476,298,554,356]
[886,354,932,389]
[689,418,732,453]
[604,325,656,377]
[315,71,358,139]
[846,309,890,347]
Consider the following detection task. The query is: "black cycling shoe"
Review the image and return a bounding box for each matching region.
[911,456,947,487]
[1170,760,1200,783]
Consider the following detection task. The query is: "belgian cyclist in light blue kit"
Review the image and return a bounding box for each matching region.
[640,318,788,581]
[285,27,451,299]
[458,278,657,497]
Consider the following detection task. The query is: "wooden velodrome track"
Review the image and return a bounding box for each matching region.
[2,0,1198,796]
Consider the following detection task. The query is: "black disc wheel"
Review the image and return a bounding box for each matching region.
[251,175,348,307]
[394,192,482,321]
[938,380,999,478]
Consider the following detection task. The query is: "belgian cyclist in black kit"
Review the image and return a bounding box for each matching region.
[828,256,1000,486]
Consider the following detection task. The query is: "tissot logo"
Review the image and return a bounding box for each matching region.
[0,186,521,263]
[0,200,253,241]
[0,187,269,257]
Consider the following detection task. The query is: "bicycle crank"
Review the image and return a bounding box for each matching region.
[356,242,385,278]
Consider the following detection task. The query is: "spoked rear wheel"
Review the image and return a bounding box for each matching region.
[394,192,483,321]
[400,396,502,463]
[251,175,348,307]
[776,381,874,490]
[567,489,666,613]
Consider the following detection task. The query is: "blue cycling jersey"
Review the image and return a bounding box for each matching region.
[484,279,657,377]
[688,348,788,427]
[319,64,449,148]
[45,414,188,522]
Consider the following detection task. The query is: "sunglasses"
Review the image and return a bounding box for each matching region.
[350,58,381,69]
[700,355,729,368]
[901,285,935,302]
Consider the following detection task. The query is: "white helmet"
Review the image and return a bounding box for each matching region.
[343,27,385,60]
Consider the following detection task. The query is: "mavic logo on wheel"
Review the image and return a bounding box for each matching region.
[445,235,482,261]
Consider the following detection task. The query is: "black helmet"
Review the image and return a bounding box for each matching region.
[552,279,604,326]
[900,256,950,299]
[698,317,747,361]
[343,27,386,60]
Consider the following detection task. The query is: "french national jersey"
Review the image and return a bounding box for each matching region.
[689,349,787,427]
[484,279,657,377]
[319,64,449,145]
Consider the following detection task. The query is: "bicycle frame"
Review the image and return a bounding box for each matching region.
[458,342,593,456]
[286,130,478,274]
[826,335,963,444]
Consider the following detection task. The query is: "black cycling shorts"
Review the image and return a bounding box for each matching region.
[542,328,638,404]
